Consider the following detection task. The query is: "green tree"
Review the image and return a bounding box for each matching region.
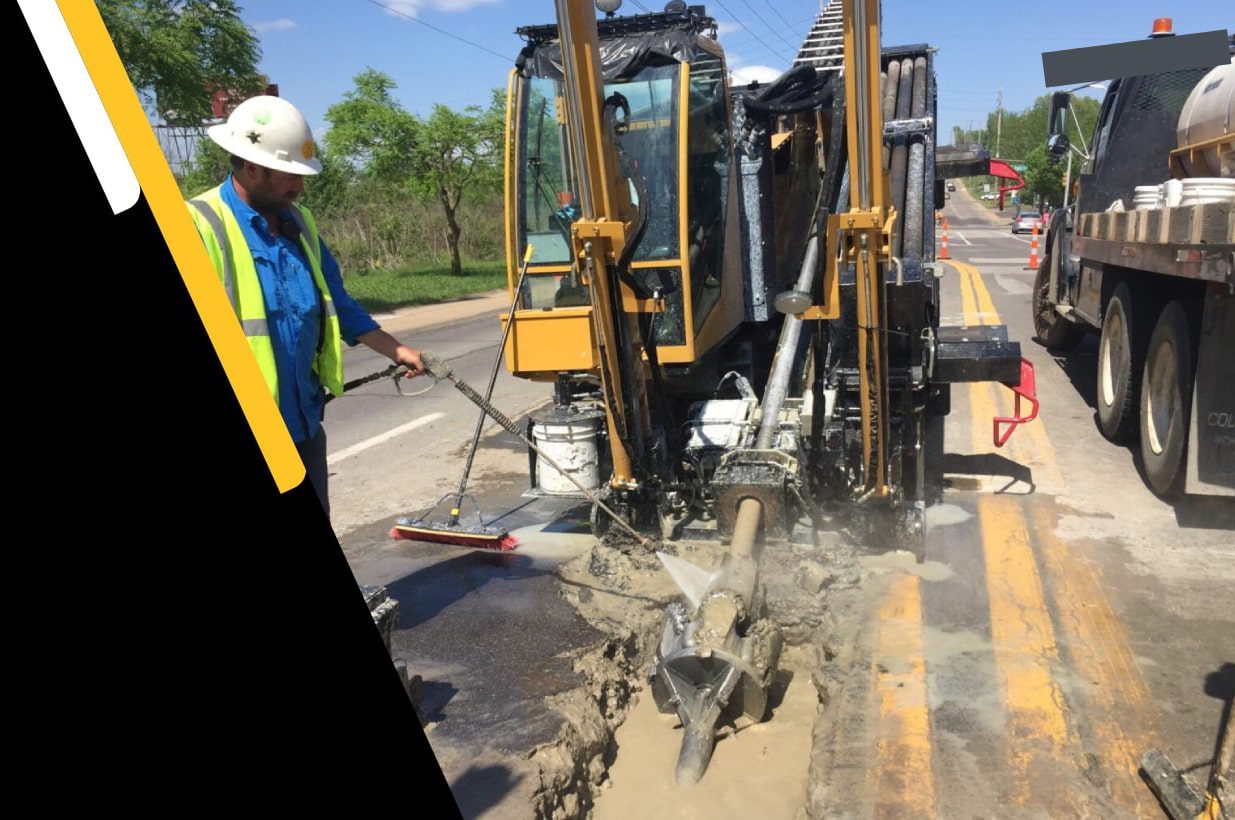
[298,148,357,219]
[1023,145,1066,203]
[97,0,263,125]
[411,90,506,275]
[324,69,420,181]
[177,135,230,196]
[325,72,505,275]
[953,92,1100,204]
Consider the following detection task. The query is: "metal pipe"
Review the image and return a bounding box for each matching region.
[890,58,913,258]
[904,56,928,264]
[756,226,822,449]
[880,66,897,171]
[729,498,763,560]
[727,202,825,563]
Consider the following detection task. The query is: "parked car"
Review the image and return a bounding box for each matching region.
[980,192,999,201]
[1012,210,1041,234]
[946,182,956,192]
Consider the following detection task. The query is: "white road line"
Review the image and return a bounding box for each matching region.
[327,412,446,466]
[954,231,973,246]
[995,274,1032,295]
[969,257,1031,264]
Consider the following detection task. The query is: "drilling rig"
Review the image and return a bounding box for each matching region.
[472,0,1037,784]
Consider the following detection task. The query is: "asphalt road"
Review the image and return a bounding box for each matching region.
[807,187,1235,818]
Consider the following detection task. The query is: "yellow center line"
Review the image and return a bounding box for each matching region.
[977,493,1075,807]
[961,259,1157,812]
[873,574,935,817]
[947,260,982,327]
[948,260,998,327]
[959,261,1073,805]
[1029,504,1156,815]
[965,260,1002,328]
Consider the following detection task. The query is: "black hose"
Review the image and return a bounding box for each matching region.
[742,65,835,116]
[603,92,651,291]
[642,309,678,465]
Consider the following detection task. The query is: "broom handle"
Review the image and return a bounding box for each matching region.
[449,246,535,525]
[1206,698,1233,809]
[453,372,649,548]
[425,356,650,550]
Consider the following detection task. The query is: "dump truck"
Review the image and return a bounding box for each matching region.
[1035,22,1234,498]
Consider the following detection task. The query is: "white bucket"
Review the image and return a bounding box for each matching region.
[531,408,604,495]
[1133,184,1162,210]
[1163,179,1184,208]
[1179,177,1235,206]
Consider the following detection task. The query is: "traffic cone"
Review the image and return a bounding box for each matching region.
[940,218,951,260]
[1025,223,1040,270]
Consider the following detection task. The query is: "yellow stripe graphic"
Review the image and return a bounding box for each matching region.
[55,2,304,492]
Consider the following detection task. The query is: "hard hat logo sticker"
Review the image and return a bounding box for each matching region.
[254,110,271,125]
[247,130,261,144]
[302,140,314,160]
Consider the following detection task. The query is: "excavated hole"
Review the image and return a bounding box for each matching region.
[525,532,853,818]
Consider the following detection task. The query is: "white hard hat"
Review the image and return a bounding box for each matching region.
[207,95,322,175]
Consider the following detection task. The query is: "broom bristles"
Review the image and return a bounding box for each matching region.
[389,522,518,552]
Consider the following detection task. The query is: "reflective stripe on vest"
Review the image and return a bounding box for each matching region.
[186,199,237,311]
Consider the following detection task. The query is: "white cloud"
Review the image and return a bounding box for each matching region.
[380,0,501,18]
[730,65,783,86]
[716,21,744,37]
[252,18,297,33]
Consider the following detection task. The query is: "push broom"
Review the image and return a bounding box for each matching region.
[390,247,536,551]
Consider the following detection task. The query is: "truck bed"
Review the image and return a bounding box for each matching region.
[1073,201,1234,283]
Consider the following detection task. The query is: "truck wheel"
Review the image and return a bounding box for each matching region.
[1140,302,1194,499]
[1096,283,1151,443]
[1032,249,1085,350]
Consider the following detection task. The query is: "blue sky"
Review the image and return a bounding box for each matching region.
[237,0,1232,149]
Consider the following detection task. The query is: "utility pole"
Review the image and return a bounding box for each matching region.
[995,85,1003,158]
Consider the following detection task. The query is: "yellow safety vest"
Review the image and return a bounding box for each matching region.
[186,184,345,403]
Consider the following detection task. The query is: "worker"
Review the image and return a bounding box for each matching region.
[186,95,426,517]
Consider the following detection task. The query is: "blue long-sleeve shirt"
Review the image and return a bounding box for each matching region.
[221,175,379,443]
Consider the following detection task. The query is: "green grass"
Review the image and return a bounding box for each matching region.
[343,260,507,313]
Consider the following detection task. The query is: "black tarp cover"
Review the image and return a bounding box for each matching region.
[518,27,723,82]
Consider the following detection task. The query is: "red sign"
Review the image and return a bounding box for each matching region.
[209,81,279,119]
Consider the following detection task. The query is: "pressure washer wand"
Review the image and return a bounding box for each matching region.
[448,245,535,527]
